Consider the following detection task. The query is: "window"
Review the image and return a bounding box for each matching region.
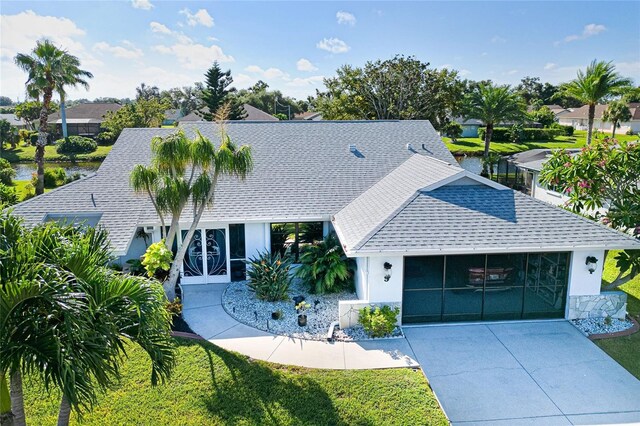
[270,222,323,262]
[229,224,246,281]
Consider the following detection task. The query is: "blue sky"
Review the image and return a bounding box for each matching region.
[1,1,639,102]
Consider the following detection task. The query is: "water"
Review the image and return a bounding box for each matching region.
[455,155,483,174]
[12,162,101,180]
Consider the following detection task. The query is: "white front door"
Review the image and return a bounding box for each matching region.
[180,226,230,284]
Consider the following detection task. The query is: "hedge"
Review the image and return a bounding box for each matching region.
[55,136,97,155]
[550,123,574,136]
[477,127,562,142]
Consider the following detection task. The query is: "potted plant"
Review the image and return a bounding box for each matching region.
[296,301,311,326]
[271,309,283,320]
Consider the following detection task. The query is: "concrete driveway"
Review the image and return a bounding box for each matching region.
[404,321,640,425]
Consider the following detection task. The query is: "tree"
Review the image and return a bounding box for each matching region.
[441,121,462,142]
[198,62,245,121]
[0,211,175,426]
[528,105,557,127]
[235,81,306,119]
[315,56,464,128]
[14,100,53,131]
[57,59,93,138]
[14,39,91,195]
[539,138,640,288]
[602,100,632,139]
[0,120,11,154]
[464,83,524,175]
[516,76,544,105]
[0,97,12,107]
[136,83,161,101]
[561,60,633,145]
[131,105,253,300]
[101,98,169,139]
[622,86,640,103]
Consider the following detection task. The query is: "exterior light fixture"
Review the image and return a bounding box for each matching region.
[383,262,393,282]
[585,256,598,274]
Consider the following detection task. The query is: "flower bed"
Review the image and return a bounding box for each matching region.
[571,317,635,336]
[223,280,358,341]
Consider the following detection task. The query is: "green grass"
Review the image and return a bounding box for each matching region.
[23,338,447,425]
[595,250,640,379]
[0,144,112,163]
[444,130,640,156]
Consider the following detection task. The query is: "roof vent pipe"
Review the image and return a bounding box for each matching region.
[349,144,357,152]
[406,143,414,151]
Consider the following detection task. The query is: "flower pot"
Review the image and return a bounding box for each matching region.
[272,311,282,320]
[298,314,307,327]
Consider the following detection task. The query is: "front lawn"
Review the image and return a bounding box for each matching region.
[444,130,639,156]
[23,338,447,425]
[595,250,640,380]
[0,144,112,163]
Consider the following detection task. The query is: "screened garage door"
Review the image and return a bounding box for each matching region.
[402,253,570,323]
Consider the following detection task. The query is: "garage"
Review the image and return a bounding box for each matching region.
[402,252,570,323]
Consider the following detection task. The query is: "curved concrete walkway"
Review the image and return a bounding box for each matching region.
[181,283,419,370]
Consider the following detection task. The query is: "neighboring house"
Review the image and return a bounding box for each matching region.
[11,121,639,325]
[163,109,183,126]
[527,104,571,118]
[453,118,542,138]
[0,113,26,129]
[47,102,122,139]
[294,111,323,121]
[177,104,279,123]
[558,103,640,134]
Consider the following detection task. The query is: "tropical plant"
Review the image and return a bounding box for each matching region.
[246,250,292,301]
[296,234,355,294]
[602,100,632,139]
[561,60,633,145]
[464,83,524,175]
[528,105,556,127]
[481,152,502,180]
[539,138,640,288]
[142,240,173,279]
[0,211,175,426]
[14,40,92,194]
[358,305,400,338]
[131,104,253,300]
[0,184,18,206]
[0,159,15,186]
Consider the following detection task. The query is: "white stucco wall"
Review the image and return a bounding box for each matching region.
[361,256,405,303]
[354,257,369,300]
[245,222,268,259]
[567,249,605,297]
[531,173,568,207]
[557,118,640,134]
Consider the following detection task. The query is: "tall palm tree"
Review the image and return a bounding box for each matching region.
[14,39,92,195]
[602,100,632,139]
[562,60,633,145]
[464,83,524,176]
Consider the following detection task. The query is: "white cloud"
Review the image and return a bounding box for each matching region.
[316,38,350,54]
[562,24,606,43]
[93,41,143,59]
[544,62,557,70]
[491,35,506,44]
[506,69,519,76]
[150,22,171,34]
[296,58,318,72]
[179,8,214,27]
[613,61,640,80]
[131,0,153,10]
[286,76,325,87]
[336,11,356,26]
[152,42,233,69]
[458,69,471,77]
[244,65,289,80]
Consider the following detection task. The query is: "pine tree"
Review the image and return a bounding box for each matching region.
[198,61,246,120]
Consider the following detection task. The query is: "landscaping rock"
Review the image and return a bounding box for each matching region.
[571,317,634,336]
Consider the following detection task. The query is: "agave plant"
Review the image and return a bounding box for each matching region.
[296,234,355,294]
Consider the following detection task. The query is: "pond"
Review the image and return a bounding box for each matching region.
[455,155,483,174]
[12,162,101,180]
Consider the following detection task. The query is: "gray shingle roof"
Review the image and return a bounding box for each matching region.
[48,102,121,122]
[11,120,454,255]
[0,113,25,127]
[178,104,278,122]
[348,185,640,254]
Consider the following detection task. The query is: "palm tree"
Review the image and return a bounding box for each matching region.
[562,60,633,145]
[602,100,632,139]
[14,39,92,194]
[58,55,93,138]
[464,84,524,176]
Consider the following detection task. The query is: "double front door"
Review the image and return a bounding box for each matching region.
[181,228,228,283]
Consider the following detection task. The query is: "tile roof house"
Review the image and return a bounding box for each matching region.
[558,103,640,134]
[12,121,639,325]
[178,104,278,122]
[47,102,122,138]
[0,113,26,128]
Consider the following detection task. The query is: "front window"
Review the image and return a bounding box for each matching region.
[270,222,323,262]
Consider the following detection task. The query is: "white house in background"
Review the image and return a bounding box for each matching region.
[558,103,640,134]
[12,121,639,326]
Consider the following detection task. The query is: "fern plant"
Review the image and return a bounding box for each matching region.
[296,233,355,294]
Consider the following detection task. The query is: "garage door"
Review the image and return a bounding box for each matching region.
[402,253,570,323]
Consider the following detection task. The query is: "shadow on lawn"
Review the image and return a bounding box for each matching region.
[182,339,364,426]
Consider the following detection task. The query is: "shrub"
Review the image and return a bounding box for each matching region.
[549,123,574,136]
[246,250,292,301]
[141,240,173,279]
[0,158,15,185]
[55,135,97,155]
[166,297,183,316]
[626,128,637,136]
[478,127,561,142]
[358,305,400,338]
[0,183,18,206]
[296,233,355,294]
[441,121,463,141]
[45,167,67,187]
[95,131,115,145]
[29,131,39,145]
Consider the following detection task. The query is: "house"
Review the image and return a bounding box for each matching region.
[177,104,278,123]
[527,104,571,118]
[558,103,640,134]
[453,118,542,138]
[0,113,26,129]
[11,121,639,325]
[163,109,183,126]
[294,111,323,121]
[47,102,122,139]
